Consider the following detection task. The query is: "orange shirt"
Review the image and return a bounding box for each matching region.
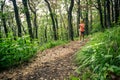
[79,23,85,32]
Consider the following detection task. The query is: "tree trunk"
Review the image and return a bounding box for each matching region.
[68,0,74,41]
[97,0,104,29]
[34,12,38,39]
[28,0,38,39]
[111,0,115,22]
[22,0,34,40]
[12,0,22,37]
[104,0,107,27]
[106,0,111,28]
[1,0,8,37]
[54,14,59,39]
[44,0,57,40]
[114,0,119,23]
[85,0,89,35]
[77,0,80,36]
[89,0,93,33]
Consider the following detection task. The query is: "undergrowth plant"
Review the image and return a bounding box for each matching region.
[0,35,69,70]
[0,35,38,70]
[75,26,120,80]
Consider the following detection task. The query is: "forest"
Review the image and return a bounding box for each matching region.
[0,0,120,80]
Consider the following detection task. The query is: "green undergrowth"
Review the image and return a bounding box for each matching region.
[0,35,38,70]
[0,35,69,71]
[74,26,120,80]
[39,40,69,51]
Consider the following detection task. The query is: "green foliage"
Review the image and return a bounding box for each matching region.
[0,35,38,70]
[69,75,80,80]
[75,26,120,79]
[39,40,68,51]
[91,22,102,33]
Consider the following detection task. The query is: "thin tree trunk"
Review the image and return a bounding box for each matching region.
[97,0,104,30]
[22,0,34,40]
[1,0,8,37]
[68,0,74,41]
[111,0,115,22]
[89,1,93,33]
[44,0,57,40]
[34,13,38,39]
[104,0,107,27]
[12,0,22,37]
[114,0,119,23]
[106,0,111,28]
[77,0,80,36]
[28,0,38,39]
[54,13,59,39]
[85,0,89,35]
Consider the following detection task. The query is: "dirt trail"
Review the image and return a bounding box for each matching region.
[0,39,89,80]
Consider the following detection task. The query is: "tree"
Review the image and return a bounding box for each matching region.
[0,0,8,37]
[11,0,22,37]
[89,0,93,33]
[97,0,104,29]
[103,0,107,27]
[85,0,89,35]
[106,0,111,28]
[28,0,40,39]
[77,0,80,36]
[114,0,119,23]
[44,0,57,40]
[68,0,74,41]
[22,0,34,40]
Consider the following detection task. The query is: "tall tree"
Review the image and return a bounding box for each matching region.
[85,0,89,35]
[97,0,104,29]
[1,0,8,37]
[22,0,34,39]
[68,0,74,41]
[77,0,80,36]
[114,0,119,23]
[89,0,93,32]
[106,0,111,28]
[28,0,40,39]
[104,0,107,27]
[111,0,115,22]
[11,0,22,37]
[44,0,57,40]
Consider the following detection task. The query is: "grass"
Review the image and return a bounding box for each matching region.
[74,26,120,80]
[39,40,69,51]
[0,34,69,71]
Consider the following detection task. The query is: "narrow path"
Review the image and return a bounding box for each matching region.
[0,39,89,80]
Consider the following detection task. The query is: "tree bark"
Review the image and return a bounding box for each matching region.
[77,0,80,36]
[111,0,115,22]
[89,0,93,33]
[12,0,22,37]
[22,0,34,40]
[85,0,89,35]
[68,0,74,41]
[114,0,119,23]
[104,0,107,27]
[1,0,8,37]
[106,0,111,28]
[28,0,38,39]
[97,0,104,29]
[44,0,57,40]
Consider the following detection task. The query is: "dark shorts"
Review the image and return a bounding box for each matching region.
[80,31,84,35]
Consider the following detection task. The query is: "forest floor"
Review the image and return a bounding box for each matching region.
[0,38,89,80]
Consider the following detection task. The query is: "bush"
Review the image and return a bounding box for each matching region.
[75,26,120,79]
[0,35,38,70]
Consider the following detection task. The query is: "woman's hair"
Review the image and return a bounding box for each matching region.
[80,19,84,23]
